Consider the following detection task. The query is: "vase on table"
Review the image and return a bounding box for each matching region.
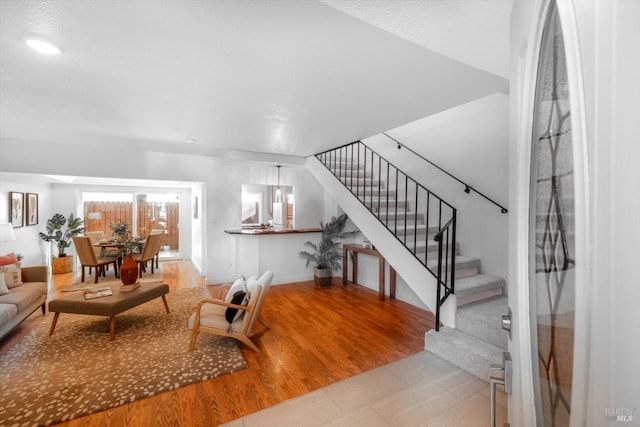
[120,254,138,285]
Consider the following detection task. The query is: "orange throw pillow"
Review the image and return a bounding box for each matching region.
[0,253,19,267]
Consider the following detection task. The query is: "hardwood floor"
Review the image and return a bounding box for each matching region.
[0,260,435,426]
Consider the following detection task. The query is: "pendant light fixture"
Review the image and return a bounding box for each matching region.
[275,165,282,203]
[273,165,284,228]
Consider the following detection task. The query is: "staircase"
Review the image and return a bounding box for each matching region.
[310,141,508,381]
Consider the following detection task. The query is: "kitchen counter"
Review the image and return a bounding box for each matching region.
[224,227,321,235]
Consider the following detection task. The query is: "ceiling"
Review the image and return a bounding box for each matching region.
[0,0,511,159]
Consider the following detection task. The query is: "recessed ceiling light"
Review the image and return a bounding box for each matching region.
[185,138,197,144]
[24,38,63,55]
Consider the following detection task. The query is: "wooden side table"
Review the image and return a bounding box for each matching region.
[342,243,396,300]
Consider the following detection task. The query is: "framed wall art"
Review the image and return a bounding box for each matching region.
[26,193,38,226]
[9,192,24,228]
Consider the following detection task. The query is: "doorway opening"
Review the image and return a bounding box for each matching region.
[82,191,181,260]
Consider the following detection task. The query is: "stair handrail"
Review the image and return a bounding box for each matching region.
[315,142,455,212]
[315,141,456,330]
[382,132,508,214]
[434,214,456,329]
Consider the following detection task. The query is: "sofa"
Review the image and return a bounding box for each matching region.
[0,254,48,340]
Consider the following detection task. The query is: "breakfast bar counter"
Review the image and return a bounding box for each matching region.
[224,227,321,235]
[224,228,321,285]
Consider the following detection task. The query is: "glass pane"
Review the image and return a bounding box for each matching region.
[242,191,261,225]
[83,192,133,239]
[529,2,575,426]
[241,184,294,229]
[136,193,180,258]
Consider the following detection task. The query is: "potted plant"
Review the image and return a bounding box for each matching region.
[39,213,84,274]
[299,213,359,286]
[109,221,130,242]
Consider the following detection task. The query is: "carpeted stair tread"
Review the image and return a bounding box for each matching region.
[334,170,372,178]
[455,274,505,305]
[352,188,397,197]
[426,256,480,280]
[381,219,426,228]
[425,327,504,382]
[325,162,363,170]
[371,201,408,210]
[377,211,424,221]
[456,295,508,349]
[336,178,383,187]
[394,224,439,238]
[427,255,479,270]
[412,240,459,256]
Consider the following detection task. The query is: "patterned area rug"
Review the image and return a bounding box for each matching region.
[63,268,163,292]
[0,287,247,426]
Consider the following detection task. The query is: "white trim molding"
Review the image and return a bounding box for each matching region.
[554,2,592,426]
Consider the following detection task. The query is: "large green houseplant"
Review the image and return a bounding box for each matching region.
[299,213,359,286]
[39,213,84,273]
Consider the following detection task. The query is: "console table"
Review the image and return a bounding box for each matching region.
[342,243,396,301]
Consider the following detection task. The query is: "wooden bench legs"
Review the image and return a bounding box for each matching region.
[161,295,170,313]
[49,295,171,341]
[109,316,116,340]
[49,312,60,337]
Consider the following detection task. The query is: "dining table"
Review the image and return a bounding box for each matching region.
[94,239,145,265]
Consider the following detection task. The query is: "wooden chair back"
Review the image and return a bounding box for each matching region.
[140,233,163,263]
[84,231,105,257]
[73,236,98,266]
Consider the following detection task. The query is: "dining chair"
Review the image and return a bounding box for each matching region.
[83,231,105,254]
[73,236,119,283]
[83,231,106,274]
[132,232,164,277]
[150,229,166,268]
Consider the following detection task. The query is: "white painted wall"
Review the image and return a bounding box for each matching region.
[0,138,325,284]
[0,172,53,266]
[190,183,205,274]
[364,93,509,281]
[509,1,640,425]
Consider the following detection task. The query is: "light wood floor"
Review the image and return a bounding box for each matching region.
[222,351,508,427]
[1,260,440,426]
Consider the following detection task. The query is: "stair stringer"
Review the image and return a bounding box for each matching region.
[306,156,457,327]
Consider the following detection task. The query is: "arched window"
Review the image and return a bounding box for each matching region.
[529,1,575,425]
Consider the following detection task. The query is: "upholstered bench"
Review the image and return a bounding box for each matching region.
[48,283,170,340]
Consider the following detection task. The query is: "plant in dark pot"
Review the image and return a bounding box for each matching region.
[299,213,359,287]
[39,213,84,274]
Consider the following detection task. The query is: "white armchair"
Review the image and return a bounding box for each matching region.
[188,271,273,352]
